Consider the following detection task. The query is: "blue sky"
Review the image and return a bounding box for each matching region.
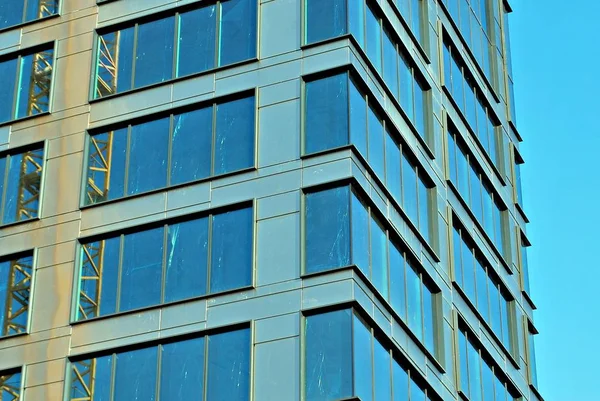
[510,1,600,400]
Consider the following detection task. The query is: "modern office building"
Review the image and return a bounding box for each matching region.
[0,0,541,400]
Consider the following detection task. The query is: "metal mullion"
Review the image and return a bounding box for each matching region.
[367,203,372,280]
[215,1,222,68]
[370,325,375,401]
[166,114,174,187]
[350,308,356,396]
[203,332,209,400]
[130,24,139,90]
[347,73,351,145]
[419,271,425,344]
[402,250,408,321]
[172,13,180,80]
[22,0,29,24]
[206,213,213,294]
[115,234,124,313]
[156,344,163,401]
[123,125,132,195]
[160,223,168,304]
[109,352,117,401]
[210,103,217,176]
[349,184,354,266]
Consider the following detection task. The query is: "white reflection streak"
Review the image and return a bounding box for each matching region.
[327,207,348,263]
[167,225,180,270]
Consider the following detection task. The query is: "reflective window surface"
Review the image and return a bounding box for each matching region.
[458,328,519,401]
[527,324,538,388]
[391,0,424,44]
[447,130,505,256]
[305,72,432,241]
[452,224,514,353]
[0,0,59,30]
[77,205,253,321]
[305,185,438,353]
[513,151,524,207]
[94,0,257,98]
[0,146,44,225]
[305,308,432,401]
[0,254,33,338]
[444,43,499,168]
[69,327,250,401]
[0,369,22,400]
[0,47,54,124]
[519,231,530,294]
[84,94,255,205]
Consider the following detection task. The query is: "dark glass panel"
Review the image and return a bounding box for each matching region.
[219,0,257,66]
[177,6,216,77]
[114,347,158,401]
[127,117,169,195]
[389,242,406,320]
[206,328,251,401]
[134,16,175,88]
[349,78,367,157]
[371,216,388,299]
[214,95,255,175]
[160,337,205,401]
[351,192,370,277]
[0,58,17,122]
[354,315,373,401]
[305,0,347,44]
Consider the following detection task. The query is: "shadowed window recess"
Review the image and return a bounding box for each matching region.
[0,46,54,124]
[76,205,253,321]
[69,326,251,401]
[0,369,22,401]
[84,94,255,205]
[0,146,44,226]
[0,254,33,339]
[0,0,59,30]
[304,184,439,353]
[94,0,257,98]
[305,308,434,401]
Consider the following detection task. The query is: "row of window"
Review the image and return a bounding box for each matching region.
[0,0,58,30]
[94,0,257,98]
[305,184,437,352]
[305,0,428,138]
[443,42,499,168]
[85,94,255,205]
[447,129,505,257]
[452,223,513,352]
[77,205,254,320]
[305,71,431,241]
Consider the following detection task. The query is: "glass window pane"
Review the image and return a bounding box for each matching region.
[456,145,469,200]
[114,347,158,401]
[476,260,489,321]
[482,360,495,401]
[452,228,463,287]
[423,286,435,352]
[493,205,504,253]
[127,118,169,195]
[83,237,120,318]
[0,1,24,29]
[349,79,367,158]
[219,0,257,66]
[348,0,365,48]
[170,107,213,185]
[16,49,54,119]
[366,5,382,73]
[134,17,175,89]
[482,189,493,236]
[392,359,408,401]
[177,6,216,77]
[305,74,349,154]
[371,216,388,299]
[25,0,58,22]
[398,54,414,120]
[470,168,483,221]
[447,133,457,186]
[0,256,31,336]
[451,59,464,109]
[207,328,251,401]
[0,59,17,122]
[468,343,482,401]
[414,78,426,136]
[402,156,418,224]
[406,264,422,340]
[476,101,488,149]
[383,30,399,98]
[500,296,510,347]
[389,242,406,320]
[115,28,135,93]
[214,96,255,175]
[352,193,370,277]
[120,227,164,312]
[305,0,347,44]
[2,149,43,224]
[354,315,373,401]
[305,310,353,401]
[374,339,391,401]
[305,187,350,273]
[418,179,429,242]
[385,132,401,202]
[461,241,476,301]
[410,379,426,401]
[86,129,127,204]
[210,207,253,292]
[410,0,422,43]
[160,337,205,401]
[165,218,209,303]
[495,378,507,401]
[458,331,469,396]
[368,107,385,179]
[464,84,477,129]
[488,282,502,339]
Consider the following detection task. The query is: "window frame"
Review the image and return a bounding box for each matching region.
[0,0,60,33]
[79,90,257,208]
[0,250,37,339]
[89,0,260,102]
[0,366,24,400]
[0,141,47,228]
[0,42,57,127]
[71,201,256,323]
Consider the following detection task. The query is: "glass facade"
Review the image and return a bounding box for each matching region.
[0,254,33,338]
[76,205,253,320]
[0,0,59,30]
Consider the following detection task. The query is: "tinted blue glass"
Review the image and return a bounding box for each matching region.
[3,154,24,223]
[219,0,257,66]
[488,281,502,338]
[354,315,373,401]
[352,193,370,277]
[207,328,250,401]
[453,228,463,287]
[495,377,507,401]
[476,101,488,148]
[383,30,398,98]
[464,82,477,129]
[2,149,43,224]
[107,128,127,201]
[458,331,470,396]
[116,28,135,93]
[0,157,4,221]
[86,356,111,401]
[98,237,120,317]
[214,96,255,175]
[348,0,365,47]
[410,379,426,401]
[25,0,58,22]
[368,107,385,180]
[366,5,382,73]
[418,180,429,242]
[120,227,164,312]
[305,310,353,401]
[482,360,495,401]
[349,79,367,157]
[476,260,489,321]
[306,187,350,273]
[305,0,347,44]
[499,296,510,347]
[414,79,426,136]
[374,339,391,401]
[529,332,538,387]
[443,44,452,91]
[385,133,401,202]
[488,122,497,166]
[410,0,422,43]
[171,107,212,185]
[0,58,17,122]
[456,144,469,199]
[210,207,253,292]
[392,359,408,401]
[371,217,388,299]
[127,117,169,195]
[389,242,406,320]
[134,17,175,88]
[423,286,435,352]
[402,157,418,224]
[165,218,208,302]
[451,58,464,109]
[521,241,530,293]
[177,6,216,77]
[461,240,476,301]
[447,134,457,184]
[470,169,483,220]
[305,74,349,154]
[114,347,158,401]
[398,54,413,120]
[468,341,482,401]
[406,265,422,340]
[0,261,9,333]
[493,204,503,252]
[459,0,471,43]
[482,188,493,235]
[0,1,24,29]
[161,337,205,401]
[15,53,34,119]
